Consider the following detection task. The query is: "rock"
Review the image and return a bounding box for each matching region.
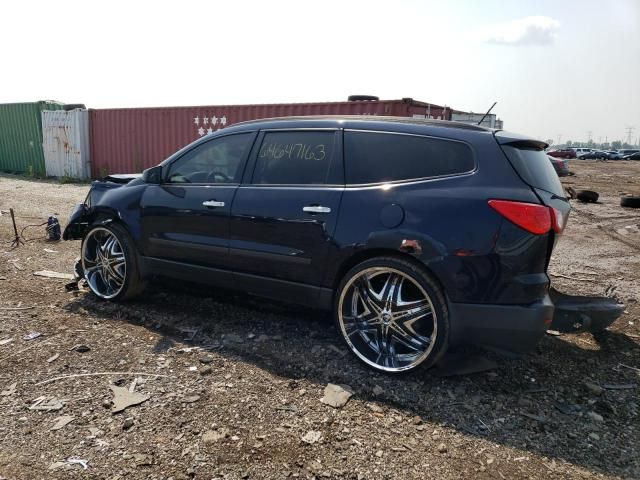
[437,443,448,454]
[368,403,384,414]
[224,333,244,344]
[200,366,213,376]
[411,415,423,425]
[199,356,214,364]
[202,428,229,444]
[584,382,604,395]
[320,383,354,408]
[133,453,153,466]
[589,432,600,441]
[110,386,150,414]
[1,382,17,396]
[301,430,322,445]
[587,411,603,422]
[123,417,135,430]
[183,395,201,403]
[50,415,75,431]
[375,450,383,458]
[372,385,384,396]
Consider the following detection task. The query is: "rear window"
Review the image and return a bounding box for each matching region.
[501,145,564,197]
[344,131,474,184]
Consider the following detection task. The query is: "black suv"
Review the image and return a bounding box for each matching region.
[65,116,572,373]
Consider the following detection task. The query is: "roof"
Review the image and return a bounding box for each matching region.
[234,115,493,132]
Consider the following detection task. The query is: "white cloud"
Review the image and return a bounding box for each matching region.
[475,16,560,46]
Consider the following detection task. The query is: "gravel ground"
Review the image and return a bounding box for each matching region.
[0,161,639,480]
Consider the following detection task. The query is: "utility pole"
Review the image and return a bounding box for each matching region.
[556,134,562,145]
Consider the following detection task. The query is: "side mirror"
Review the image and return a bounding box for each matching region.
[142,165,163,184]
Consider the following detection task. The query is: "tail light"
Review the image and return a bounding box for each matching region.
[488,200,556,235]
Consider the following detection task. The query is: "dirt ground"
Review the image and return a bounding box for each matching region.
[0,160,639,480]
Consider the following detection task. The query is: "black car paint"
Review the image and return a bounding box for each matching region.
[65,117,572,354]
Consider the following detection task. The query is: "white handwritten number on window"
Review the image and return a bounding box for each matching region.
[259,143,326,161]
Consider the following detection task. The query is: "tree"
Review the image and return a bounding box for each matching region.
[611,140,622,150]
[566,140,573,147]
[545,139,554,147]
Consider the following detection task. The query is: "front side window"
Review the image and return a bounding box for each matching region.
[345,131,475,184]
[167,133,253,184]
[252,131,335,185]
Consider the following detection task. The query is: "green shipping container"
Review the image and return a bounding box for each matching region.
[0,101,65,175]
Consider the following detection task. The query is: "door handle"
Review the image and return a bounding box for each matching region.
[303,205,331,214]
[202,200,225,208]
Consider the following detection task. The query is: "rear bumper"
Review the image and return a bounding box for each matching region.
[449,295,553,355]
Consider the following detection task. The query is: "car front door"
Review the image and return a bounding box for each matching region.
[139,131,256,269]
[228,129,344,287]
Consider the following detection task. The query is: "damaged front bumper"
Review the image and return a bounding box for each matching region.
[62,203,90,240]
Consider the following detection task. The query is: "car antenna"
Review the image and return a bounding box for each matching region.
[477,102,497,126]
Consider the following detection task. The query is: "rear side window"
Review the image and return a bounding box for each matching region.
[253,131,336,185]
[344,131,474,184]
[501,145,564,197]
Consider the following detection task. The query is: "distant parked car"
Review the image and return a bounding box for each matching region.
[548,155,571,176]
[547,148,576,159]
[605,151,624,160]
[573,147,594,158]
[623,152,640,160]
[618,149,640,157]
[579,150,608,160]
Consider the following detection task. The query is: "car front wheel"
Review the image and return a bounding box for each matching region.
[335,257,449,373]
[81,223,145,300]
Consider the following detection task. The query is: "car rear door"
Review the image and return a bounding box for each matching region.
[228,129,344,287]
[139,131,256,269]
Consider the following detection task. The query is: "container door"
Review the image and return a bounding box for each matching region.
[139,132,256,269]
[228,129,343,286]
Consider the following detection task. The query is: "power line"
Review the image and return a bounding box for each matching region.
[625,126,635,145]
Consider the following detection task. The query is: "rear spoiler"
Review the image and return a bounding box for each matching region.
[494,131,548,150]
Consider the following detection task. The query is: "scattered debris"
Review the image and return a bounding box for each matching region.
[520,412,546,423]
[0,338,15,346]
[22,331,42,341]
[110,386,150,414]
[33,270,74,280]
[29,397,65,411]
[301,430,322,445]
[69,344,91,353]
[35,371,172,386]
[372,385,384,396]
[1,382,17,396]
[182,395,201,403]
[50,415,75,431]
[576,190,599,203]
[320,383,354,408]
[437,443,448,454]
[123,417,135,430]
[46,353,59,363]
[43,248,58,253]
[66,457,89,470]
[602,383,636,390]
[0,306,34,311]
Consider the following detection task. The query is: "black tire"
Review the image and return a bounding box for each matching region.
[334,256,449,373]
[347,95,379,102]
[576,190,599,203]
[81,223,146,301]
[621,196,640,208]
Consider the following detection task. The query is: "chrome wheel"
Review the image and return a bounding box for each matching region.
[82,227,127,299]
[338,267,437,372]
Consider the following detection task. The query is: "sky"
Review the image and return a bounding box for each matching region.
[1,0,639,144]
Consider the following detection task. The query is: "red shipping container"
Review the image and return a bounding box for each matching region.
[89,98,451,177]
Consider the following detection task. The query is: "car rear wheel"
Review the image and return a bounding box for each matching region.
[81,224,145,300]
[335,257,449,373]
